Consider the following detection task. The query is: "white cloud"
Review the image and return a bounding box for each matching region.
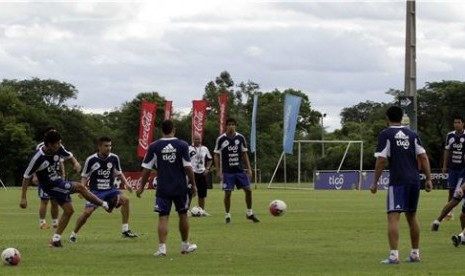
[0,1,464,131]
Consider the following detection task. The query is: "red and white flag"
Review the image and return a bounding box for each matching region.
[218,93,228,134]
[137,101,157,158]
[192,100,207,142]
[164,100,172,120]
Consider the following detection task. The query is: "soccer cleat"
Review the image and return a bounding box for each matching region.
[153,249,166,257]
[122,230,138,238]
[40,224,50,230]
[380,258,399,264]
[246,214,260,223]
[431,222,440,231]
[405,254,420,263]
[225,217,231,224]
[451,235,461,247]
[181,243,197,254]
[49,240,63,248]
[69,235,77,243]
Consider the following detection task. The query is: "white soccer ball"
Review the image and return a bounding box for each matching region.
[190,206,203,217]
[1,247,21,266]
[269,199,287,216]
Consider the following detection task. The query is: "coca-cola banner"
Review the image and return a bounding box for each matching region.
[164,100,172,120]
[137,101,157,158]
[218,93,228,134]
[115,172,157,190]
[192,100,207,142]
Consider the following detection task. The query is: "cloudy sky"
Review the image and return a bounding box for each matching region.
[1,0,464,130]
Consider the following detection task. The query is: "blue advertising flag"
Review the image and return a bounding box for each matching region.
[283,94,302,154]
[250,94,258,153]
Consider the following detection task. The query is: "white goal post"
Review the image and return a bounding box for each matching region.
[267,140,364,190]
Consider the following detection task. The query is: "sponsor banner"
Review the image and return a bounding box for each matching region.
[218,93,228,134]
[315,169,448,190]
[137,101,157,158]
[283,94,302,154]
[192,100,207,142]
[314,171,360,190]
[250,94,258,153]
[164,100,172,120]
[115,172,157,190]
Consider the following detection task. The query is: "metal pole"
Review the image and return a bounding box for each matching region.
[405,0,417,131]
[321,113,326,156]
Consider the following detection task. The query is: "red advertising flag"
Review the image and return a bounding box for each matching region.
[164,100,172,120]
[137,101,157,158]
[192,100,207,142]
[218,93,229,134]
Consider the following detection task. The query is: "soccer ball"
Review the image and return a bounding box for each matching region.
[1,248,21,266]
[190,206,203,217]
[269,199,287,216]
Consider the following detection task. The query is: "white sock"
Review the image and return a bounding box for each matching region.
[52,219,58,226]
[40,219,46,225]
[52,234,61,242]
[411,249,419,257]
[247,209,253,216]
[459,233,465,241]
[101,201,109,210]
[390,250,399,259]
[225,213,231,218]
[159,243,166,252]
[122,224,129,232]
[70,231,77,237]
[433,219,440,224]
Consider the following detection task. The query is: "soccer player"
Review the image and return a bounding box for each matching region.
[431,116,465,231]
[370,106,432,264]
[136,120,198,256]
[69,136,138,242]
[214,118,259,224]
[188,133,213,216]
[450,183,465,246]
[20,131,112,247]
[33,126,63,229]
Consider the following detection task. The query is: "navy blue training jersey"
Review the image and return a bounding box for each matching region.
[214,132,248,173]
[444,130,465,170]
[81,153,123,191]
[375,126,426,186]
[141,137,192,197]
[23,147,73,189]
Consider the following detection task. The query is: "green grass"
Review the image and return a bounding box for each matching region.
[1,186,464,275]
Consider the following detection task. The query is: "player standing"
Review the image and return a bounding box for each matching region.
[214,118,259,224]
[370,106,432,264]
[137,120,197,256]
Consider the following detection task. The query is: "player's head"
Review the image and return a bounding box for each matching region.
[98,136,112,156]
[453,115,465,131]
[226,118,237,133]
[44,126,56,134]
[386,106,403,124]
[161,120,175,135]
[43,131,62,152]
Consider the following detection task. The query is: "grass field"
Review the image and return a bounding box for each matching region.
[1,185,464,275]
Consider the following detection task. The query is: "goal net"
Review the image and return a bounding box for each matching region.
[267,140,364,190]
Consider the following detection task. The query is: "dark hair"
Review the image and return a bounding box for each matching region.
[44,131,61,146]
[386,106,403,123]
[453,115,465,123]
[44,126,56,134]
[226,118,237,125]
[161,120,174,135]
[98,136,112,144]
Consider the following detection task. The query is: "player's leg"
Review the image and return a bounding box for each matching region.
[222,173,234,223]
[432,198,461,231]
[49,201,75,247]
[118,193,138,238]
[175,195,196,254]
[196,173,208,215]
[446,171,462,220]
[237,172,259,223]
[72,182,109,211]
[69,206,96,242]
[380,211,401,264]
[153,197,171,256]
[50,199,59,228]
[38,188,50,229]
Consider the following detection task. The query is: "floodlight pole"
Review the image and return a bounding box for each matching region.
[405,0,417,131]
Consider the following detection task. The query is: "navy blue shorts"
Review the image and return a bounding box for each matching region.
[222,172,250,191]
[386,184,420,213]
[86,189,121,208]
[38,186,51,200]
[154,194,190,215]
[41,180,75,206]
[448,168,465,190]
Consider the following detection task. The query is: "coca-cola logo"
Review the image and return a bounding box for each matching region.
[139,110,153,150]
[193,110,204,133]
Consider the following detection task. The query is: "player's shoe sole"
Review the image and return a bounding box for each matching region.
[122,230,138,238]
[153,250,166,257]
[246,214,260,223]
[181,244,197,254]
[380,258,399,264]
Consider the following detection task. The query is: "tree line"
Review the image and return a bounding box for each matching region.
[1,74,464,186]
